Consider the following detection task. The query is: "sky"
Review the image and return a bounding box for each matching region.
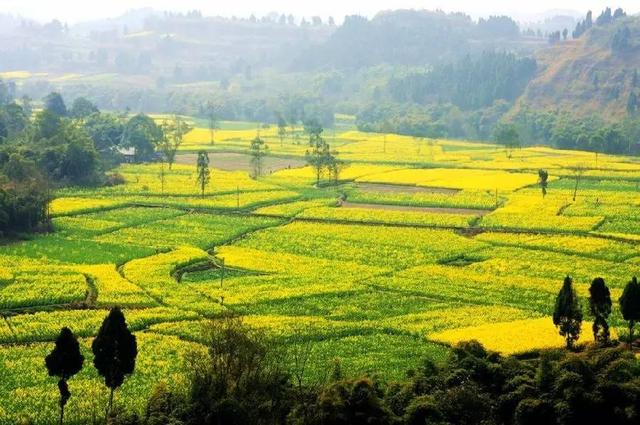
[0,0,638,23]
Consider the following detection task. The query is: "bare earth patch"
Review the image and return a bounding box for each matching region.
[357,183,460,194]
[176,152,305,173]
[340,201,491,216]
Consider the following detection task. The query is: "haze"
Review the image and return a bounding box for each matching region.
[1,0,639,23]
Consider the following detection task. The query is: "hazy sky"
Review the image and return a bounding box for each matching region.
[0,0,638,23]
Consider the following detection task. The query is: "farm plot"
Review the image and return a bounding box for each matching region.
[6,128,640,424]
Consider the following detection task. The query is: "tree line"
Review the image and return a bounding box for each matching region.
[0,83,201,235]
[553,275,640,350]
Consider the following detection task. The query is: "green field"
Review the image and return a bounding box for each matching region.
[3,127,640,423]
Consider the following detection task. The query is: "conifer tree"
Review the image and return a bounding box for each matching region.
[553,276,583,349]
[620,276,640,349]
[589,277,612,345]
[92,307,138,414]
[45,327,84,425]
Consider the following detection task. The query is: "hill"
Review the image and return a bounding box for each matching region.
[516,14,640,120]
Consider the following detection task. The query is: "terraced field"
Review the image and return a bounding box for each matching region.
[3,126,640,423]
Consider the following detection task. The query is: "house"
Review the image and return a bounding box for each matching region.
[117,147,136,163]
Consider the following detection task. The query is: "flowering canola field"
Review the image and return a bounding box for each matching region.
[3,125,640,423]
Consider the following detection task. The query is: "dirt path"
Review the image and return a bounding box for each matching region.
[176,152,305,173]
[341,201,491,216]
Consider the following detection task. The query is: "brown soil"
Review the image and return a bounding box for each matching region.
[176,152,305,173]
[341,201,491,216]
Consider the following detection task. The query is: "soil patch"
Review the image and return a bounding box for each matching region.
[341,201,491,216]
[176,152,305,173]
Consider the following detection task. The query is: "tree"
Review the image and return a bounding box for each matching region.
[205,102,219,145]
[277,115,287,147]
[183,316,290,425]
[381,120,393,153]
[124,114,163,162]
[494,123,520,158]
[627,92,638,114]
[619,276,640,349]
[304,123,332,186]
[1,102,27,137]
[589,277,612,345]
[69,97,99,119]
[553,276,583,350]
[196,150,210,197]
[569,165,585,201]
[44,92,67,117]
[45,327,84,425]
[250,135,267,179]
[538,169,548,197]
[92,307,138,415]
[562,28,568,40]
[159,115,192,169]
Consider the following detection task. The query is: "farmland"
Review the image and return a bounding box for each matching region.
[3,124,640,423]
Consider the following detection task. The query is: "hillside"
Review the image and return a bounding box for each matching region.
[517,15,640,119]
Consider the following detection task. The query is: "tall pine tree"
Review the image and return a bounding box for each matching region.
[92,307,138,414]
[620,276,640,349]
[553,276,583,349]
[589,277,612,345]
[45,327,84,425]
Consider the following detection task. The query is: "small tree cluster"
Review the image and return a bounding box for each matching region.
[554,275,640,350]
[304,119,342,185]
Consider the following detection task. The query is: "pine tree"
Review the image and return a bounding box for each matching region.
[45,327,84,425]
[589,277,612,345]
[619,276,640,349]
[553,276,583,349]
[92,307,138,414]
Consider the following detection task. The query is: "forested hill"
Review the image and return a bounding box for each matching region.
[293,10,542,70]
[517,11,640,119]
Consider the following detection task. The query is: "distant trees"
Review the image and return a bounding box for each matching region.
[205,102,219,145]
[553,276,583,349]
[620,277,640,349]
[574,8,625,39]
[196,150,210,197]
[44,92,68,117]
[124,114,163,162]
[69,97,99,120]
[92,307,138,415]
[612,26,632,53]
[277,115,287,147]
[387,51,536,110]
[477,16,520,38]
[45,327,84,425]
[494,123,520,158]
[589,277,612,345]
